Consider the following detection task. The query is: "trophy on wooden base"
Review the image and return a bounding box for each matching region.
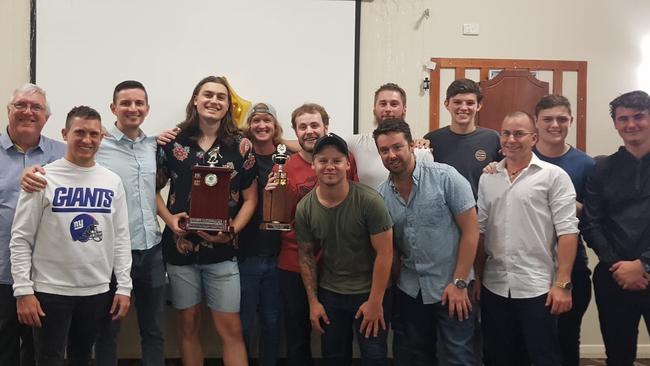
[182,147,234,232]
[261,144,294,231]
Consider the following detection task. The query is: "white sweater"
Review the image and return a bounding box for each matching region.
[10,158,133,297]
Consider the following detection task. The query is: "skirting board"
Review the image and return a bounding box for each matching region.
[581,344,650,358]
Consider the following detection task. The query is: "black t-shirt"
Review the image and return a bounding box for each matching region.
[238,151,283,258]
[156,135,256,265]
[424,126,502,199]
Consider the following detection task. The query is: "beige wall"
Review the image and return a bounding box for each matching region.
[358,0,650,358]
[0,1,30,131]
[3,0,650,359]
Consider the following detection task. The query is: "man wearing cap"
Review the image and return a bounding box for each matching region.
[1,83,65,366]
[296,133,393,365]
[266,103,359,366]
[374,118,479,366]
[239,102,284,365]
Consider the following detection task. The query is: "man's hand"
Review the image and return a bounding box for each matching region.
[110,294,131,320]
[265,172,279,191]
[482,161,498,174]
[611,260,649,290]
[441,284,472,321]
[309,300,330,334]
[413,138,430,149]
[355,300,385,338]
[156,127,180,146]
[21,165,47,193]
[196,230,234,244]
[17,295,45,327]
[545,287,572,315]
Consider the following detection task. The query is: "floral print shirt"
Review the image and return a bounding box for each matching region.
[156,134,256,265]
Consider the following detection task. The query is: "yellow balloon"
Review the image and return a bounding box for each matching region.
[222,77,251,129]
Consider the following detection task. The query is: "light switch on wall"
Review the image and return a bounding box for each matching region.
[462,23,480,36]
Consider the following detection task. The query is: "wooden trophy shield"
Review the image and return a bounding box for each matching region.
[186,165,234,232]
[261,144,294,231]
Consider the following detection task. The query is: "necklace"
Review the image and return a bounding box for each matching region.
[508,167,524,178]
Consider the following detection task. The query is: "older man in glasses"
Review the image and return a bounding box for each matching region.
[1,84,66,366]
[475,111,578,366]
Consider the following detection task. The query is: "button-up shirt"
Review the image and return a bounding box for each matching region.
[477,153,579,299]
[0,131,65,284]
[378,153,475,304]
[95,124,161,251]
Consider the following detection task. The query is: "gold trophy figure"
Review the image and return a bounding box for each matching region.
[261,144,293,231]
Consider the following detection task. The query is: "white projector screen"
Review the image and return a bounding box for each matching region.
[34,0,357,139]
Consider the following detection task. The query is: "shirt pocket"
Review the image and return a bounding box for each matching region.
[415,198,448,226]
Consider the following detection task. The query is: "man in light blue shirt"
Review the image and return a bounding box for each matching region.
[25,81,165,366]
[1,83,66,366]
[374,118,480,366]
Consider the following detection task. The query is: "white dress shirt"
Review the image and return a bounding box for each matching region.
[477,153,579,299]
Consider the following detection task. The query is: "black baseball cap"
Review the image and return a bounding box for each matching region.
[313,133,349,157]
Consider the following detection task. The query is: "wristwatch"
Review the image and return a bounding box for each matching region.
[453,278,468,289]
[555,281,573,291]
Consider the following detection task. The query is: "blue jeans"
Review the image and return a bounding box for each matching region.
[481,286,560,366]
[318,287,389,366]
[394,289,476,366]
[239,256,281,366]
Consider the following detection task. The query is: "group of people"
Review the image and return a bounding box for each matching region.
[0,75,649,366]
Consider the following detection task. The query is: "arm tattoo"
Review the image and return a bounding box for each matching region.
[298,241,318,302]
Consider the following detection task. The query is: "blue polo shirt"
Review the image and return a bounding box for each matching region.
[377,153,475,304]
[0,131,66,285]
[95,124,161,251]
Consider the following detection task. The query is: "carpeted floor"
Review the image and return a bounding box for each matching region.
[113,359,650,365]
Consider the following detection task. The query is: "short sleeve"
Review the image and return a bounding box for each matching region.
[443,167,476,215]
[364,192,393,235]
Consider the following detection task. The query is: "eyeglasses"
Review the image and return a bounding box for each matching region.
[11,102,46,113]
[500,130,535,139]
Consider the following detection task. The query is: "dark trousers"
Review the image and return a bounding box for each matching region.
[240,256,281,366]
[319,287,390,366]
[558,268,592,366]
[279,269,313,366]
[34,291,111,366]
[393,289,475,366]
[481,286,560,366]
[593,261,650,366]
[0,284,34,366]
[94,245,166,366]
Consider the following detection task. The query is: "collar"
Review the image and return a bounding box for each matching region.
[496,152,544,175]
[107,122,144,142]
[1,127,45,152]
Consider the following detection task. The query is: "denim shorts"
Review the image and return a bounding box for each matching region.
[166,259,240,312]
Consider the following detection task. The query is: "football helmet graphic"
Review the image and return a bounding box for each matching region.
[69,214,103,243]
